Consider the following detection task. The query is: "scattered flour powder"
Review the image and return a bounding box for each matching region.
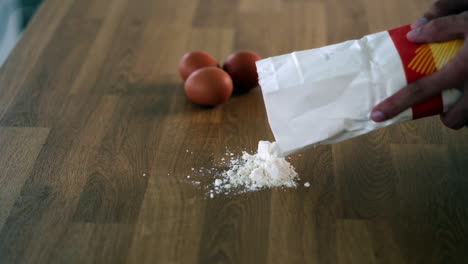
[211,141,299,195]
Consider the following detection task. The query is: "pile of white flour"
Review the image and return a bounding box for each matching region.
[210,141,299,195]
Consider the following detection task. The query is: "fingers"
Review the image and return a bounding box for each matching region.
[411,0,468,28]
[371,76,443,121]
[425,0,468,20]
[440,98,468,129]
[430,43,468,90]
[407,12,468,43]
[372,44,468,122]
[411,17,429,29]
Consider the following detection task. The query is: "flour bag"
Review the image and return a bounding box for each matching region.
[257,25,463,156]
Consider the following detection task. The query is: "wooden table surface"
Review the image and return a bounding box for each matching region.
[1,0,468,263]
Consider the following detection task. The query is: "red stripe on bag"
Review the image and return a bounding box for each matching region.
[388,25,443,120]
[411,94,443,119]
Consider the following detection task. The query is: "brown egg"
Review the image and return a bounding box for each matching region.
[223,50,262,92]
[178,51,218,81]
[184,67,233,106]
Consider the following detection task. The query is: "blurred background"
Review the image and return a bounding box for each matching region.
[0,0,43,66]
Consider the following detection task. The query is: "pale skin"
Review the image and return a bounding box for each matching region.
[371,0,468,129]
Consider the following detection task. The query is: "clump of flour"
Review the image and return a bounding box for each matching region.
[211,141,299,195]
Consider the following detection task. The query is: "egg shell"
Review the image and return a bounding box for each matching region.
[178,51,218,81]
[184,67,233,106]
[223,51,262,91]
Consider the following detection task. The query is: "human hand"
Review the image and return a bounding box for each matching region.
[371,0,468,129]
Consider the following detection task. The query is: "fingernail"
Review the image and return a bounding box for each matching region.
[371,110,386,122]
[407,27,422,40]
[411,17,428,29]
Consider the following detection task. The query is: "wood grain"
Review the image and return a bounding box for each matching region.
[239,0,282,13]
[391,144,468,264]
[193,0,238,27]
[336,220,377,264]
[0,127,49,230]
[325,0,368,43]
[367,220,406,264]
[334,132,398,219]
[388,118,444,144]
[187,27,234,64]
[0,0,467,263]
[69,0,129,95]
[196,123,272,264]
[267,145,337,264]
[125,117,209,263]
[235,2,327,57]
[48,223,135,264]
[0,0,75,119]
[72,97,157,224]
[0,96,118,264]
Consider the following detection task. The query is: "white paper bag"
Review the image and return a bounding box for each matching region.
[257,25,462,156]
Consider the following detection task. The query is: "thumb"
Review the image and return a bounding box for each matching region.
[407,12,468,43]
[440,85,468,129]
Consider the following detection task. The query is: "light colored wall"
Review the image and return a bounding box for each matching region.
[0,0,23,67]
